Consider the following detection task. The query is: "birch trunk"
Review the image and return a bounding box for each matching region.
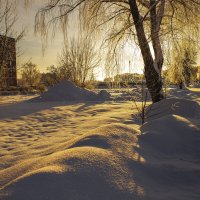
[129,0,164,102]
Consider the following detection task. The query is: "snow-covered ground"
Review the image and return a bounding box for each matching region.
[0,84,199,200]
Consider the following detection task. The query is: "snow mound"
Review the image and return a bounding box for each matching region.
[135,98,200,199]
[141,97,200,159]
[0,124,140,200]
[140,115,200,156]
[31,80,110,102]
[1,98,200,200]
[146,97,200,120]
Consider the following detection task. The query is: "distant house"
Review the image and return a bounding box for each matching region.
[114,73,143,83]
[0,35,17,87]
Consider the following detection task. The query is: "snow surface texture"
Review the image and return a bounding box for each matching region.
[31,80,111,102]
[0,88,200,200]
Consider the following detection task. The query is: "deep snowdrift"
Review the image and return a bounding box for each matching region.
[31,80,110,102]
[0,124,139,200]
[0,97,200,200]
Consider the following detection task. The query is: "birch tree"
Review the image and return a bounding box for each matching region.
[20,62,41,87]
[58,35,99,87]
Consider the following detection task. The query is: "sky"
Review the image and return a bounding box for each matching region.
[13,1,200,80]
[13,0,145,80]
[16,1,64,72]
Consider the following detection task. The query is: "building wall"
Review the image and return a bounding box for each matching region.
[0,35,17,87]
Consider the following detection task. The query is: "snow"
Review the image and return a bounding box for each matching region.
[0,87,200,200]
[31,80,111,102]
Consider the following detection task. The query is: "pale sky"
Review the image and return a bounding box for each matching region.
[16,1,64,72]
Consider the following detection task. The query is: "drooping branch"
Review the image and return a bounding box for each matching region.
[102,0,129,4]
[128,0,153,66]
[138,0,150,8]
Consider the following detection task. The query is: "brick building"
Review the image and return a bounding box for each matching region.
[0,35,17,87]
